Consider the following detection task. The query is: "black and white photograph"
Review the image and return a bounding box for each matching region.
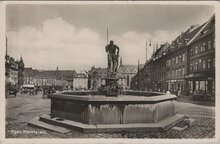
[1,1,219,143]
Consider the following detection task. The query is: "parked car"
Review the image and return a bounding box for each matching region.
[193,90,213,101]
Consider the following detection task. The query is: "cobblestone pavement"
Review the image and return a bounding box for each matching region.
[5,94,215,138]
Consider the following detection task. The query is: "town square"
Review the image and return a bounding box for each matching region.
[3,2,216,140]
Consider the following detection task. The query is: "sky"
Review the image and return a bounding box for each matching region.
[6,4,214,72]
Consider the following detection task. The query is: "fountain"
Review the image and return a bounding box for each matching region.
[28,41,184,133]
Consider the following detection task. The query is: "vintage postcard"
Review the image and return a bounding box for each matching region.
[0,1,219,144]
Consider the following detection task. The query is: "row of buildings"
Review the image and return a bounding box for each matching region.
[23,67,79,90]
[87,59,144,90]
[22,58,143,91]
[5,49,141,92]
[131,15,215,96]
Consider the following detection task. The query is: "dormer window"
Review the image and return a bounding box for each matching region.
[185,39,189,43]
[200,31,204,35]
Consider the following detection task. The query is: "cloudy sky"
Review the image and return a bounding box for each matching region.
[6,4,214,72]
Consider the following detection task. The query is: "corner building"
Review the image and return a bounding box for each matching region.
[185,15,215,96]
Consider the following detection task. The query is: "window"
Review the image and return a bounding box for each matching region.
[195,62,198,71]
[201,43,205,52]
[200,81,206,91]
[196,81,199,91]
[199,58,202,63]
[176,57,178,64]
[203,43,207,51]
[182,68,185,76]
[190,63,193,71]
[208,59,211,69]
[195,46,198,54]
[203,60,206,69]
[190,49,193,56]
[183,53,185,61]
[208,41,211,49]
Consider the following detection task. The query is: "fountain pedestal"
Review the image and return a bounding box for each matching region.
[33,92,185,133]
[98,71,120,97]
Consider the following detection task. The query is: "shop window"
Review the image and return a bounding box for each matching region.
[196,81,199,91]
[199,81,206,91]
[212,80,215,94]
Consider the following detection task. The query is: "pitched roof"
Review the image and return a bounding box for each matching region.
[24,68,38,77]
[118,64,143,74]
[188,14,215,45]
[73,73,88,78]
[24,68,76,79]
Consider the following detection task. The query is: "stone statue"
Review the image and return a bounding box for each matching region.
[105,40,119,73]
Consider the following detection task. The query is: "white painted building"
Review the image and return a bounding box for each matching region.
[73,73,88,90]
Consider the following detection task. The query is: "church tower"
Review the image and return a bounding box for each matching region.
[146,38,154,58]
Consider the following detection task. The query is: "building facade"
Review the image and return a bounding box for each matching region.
[131,15,215,97]
[23,67,75,90]
[5,56,19,85]
[73,73,88,90]
[185,15,215,96]
[118,58,144,89]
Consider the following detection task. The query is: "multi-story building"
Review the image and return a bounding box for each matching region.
[131,15,215,97]
[23,67,75,89]
[185,15,215,96]
[5,56,19,85]
[5,37,25,90]
[118,58,144,89]
[164,24,203,94]
[73,73,88,90]
[131,42,170,92]
[16,57,25,89]
[130,65,148,91]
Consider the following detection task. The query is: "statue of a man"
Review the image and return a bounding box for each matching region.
[105,40,119,72]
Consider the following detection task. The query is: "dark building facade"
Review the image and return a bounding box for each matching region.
[185,15,215,96]
[164,23,204,95]
[131,15,215,97]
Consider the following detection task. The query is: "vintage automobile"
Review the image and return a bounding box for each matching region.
[22,84,36,95]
